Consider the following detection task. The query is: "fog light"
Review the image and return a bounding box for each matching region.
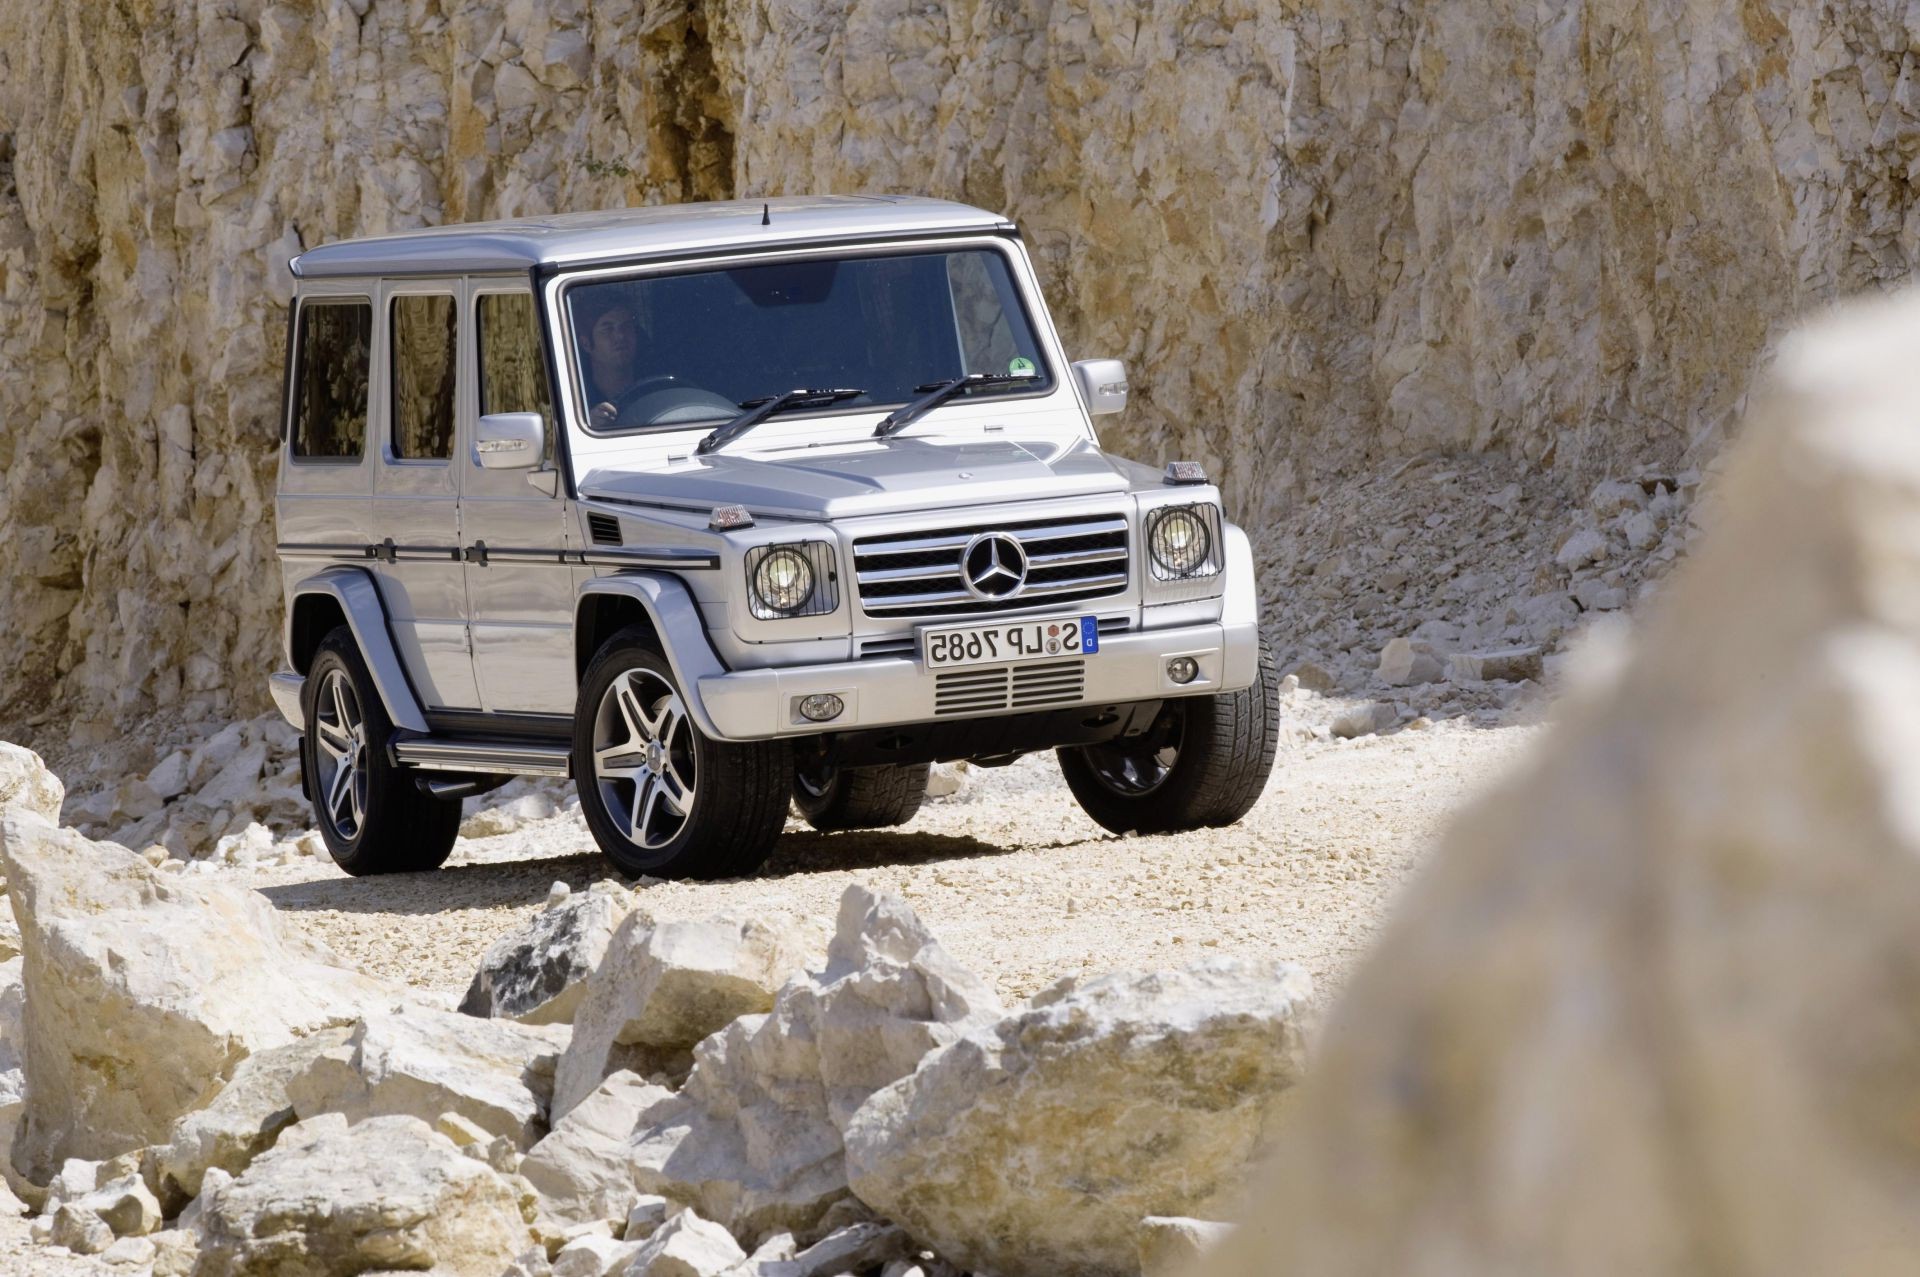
[797,693,845,723]
[1166,657,1199,685]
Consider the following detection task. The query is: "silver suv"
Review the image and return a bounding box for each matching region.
[270,196,1279,878]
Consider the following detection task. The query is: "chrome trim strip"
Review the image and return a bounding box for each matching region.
[856,562,958,585]
[874,572,1128,611]
[392,738,572,777]
[854,516,1128,557]
[276,543,718,570]
[1026,545,1128,569]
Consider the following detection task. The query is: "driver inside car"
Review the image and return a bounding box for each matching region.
[579,293,647,429]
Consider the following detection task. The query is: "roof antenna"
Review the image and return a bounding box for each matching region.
[761,203,770,226]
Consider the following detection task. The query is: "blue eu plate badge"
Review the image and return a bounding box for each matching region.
[1080,616,1099,654]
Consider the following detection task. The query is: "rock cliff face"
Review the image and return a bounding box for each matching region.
[1,0,1914,732]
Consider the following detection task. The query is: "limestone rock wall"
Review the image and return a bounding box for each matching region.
[1,0,1914,732]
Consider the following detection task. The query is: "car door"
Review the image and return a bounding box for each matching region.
[461,283,576,716]
[278,286,375,653]
[371,278,481,710]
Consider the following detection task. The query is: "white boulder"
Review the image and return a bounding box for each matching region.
[845,958,1311,1277]
[0,743,63,822]
[552,910,824,1118]
[1377,637,1443,685]
[59,1173,162,1239]
[0,957,24,1164]
[1330,701,1396,738]
[1207,292,1920,1274]
[552,1231,641,1277]
[286,1006,569,1150]
[624,886,1002,1241]
[50,1201,114,1253]
[189,1114,531,1276]
[1448,646,1545,683]
[157,1026,353,1202]
[462,881,638,1025]
[519,1070,671,1239]
[461,791,561,839]
[753,1222,915,1277]
[1554,524,1608,568]
[0,814,394,1179]
[144,750,190,802]
[622,1209,743,1277]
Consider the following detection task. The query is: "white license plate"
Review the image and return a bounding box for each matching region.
[921,615,1100,668]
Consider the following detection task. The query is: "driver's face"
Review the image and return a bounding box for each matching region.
[585,306,639,366]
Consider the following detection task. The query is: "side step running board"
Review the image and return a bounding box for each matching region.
[392,738,572,778]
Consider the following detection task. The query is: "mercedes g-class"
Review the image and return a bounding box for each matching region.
[270,196,1279,878]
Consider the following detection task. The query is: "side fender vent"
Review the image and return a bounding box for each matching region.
[586,513,622,546]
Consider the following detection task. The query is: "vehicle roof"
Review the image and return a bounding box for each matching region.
[289,195,1017,279]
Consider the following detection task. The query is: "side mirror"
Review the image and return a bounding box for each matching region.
[1072,359,1129,416]
[475,412,545,470]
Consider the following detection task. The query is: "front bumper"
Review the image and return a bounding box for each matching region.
[697,615,1259,741]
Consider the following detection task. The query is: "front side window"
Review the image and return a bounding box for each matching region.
[290,299,372,459]
[477,292,556,460]
[564,247,1052,433]
[390,294,456,460]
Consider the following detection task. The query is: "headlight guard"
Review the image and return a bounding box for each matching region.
[746,541,840,619]
[1145,504,1224,582]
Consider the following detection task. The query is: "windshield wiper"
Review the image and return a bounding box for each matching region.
[696,387,866,455]
[873,372,1036,438]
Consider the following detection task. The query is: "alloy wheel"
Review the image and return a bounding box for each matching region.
[1081,705,1184,796]
[592,668,697,850]
[313,668,369,841]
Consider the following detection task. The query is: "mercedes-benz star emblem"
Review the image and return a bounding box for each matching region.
[961,532,1029,600]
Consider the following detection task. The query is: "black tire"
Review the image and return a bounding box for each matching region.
[303,628,460,876]
[573,627,790,879]
[1057,636,1281,835]
[792,761,929,831]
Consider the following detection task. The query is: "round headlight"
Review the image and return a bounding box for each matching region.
[1150,508,1211,576]
[752,547,815,614]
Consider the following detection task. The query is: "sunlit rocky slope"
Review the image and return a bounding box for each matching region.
[1,0,1911,736]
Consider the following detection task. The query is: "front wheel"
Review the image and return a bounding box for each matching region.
[303,629,460,875]
[573,629,791,879]
[1057,637,1281,835]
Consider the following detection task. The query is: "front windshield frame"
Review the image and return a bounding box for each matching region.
[553,237,1063,441]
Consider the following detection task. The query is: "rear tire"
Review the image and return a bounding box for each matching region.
[793,761,928,831]
[303,628,461,876]
[1057,635,1281,835]
[574,628,790,880]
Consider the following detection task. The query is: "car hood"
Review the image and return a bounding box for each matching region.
[577,435,1137,520]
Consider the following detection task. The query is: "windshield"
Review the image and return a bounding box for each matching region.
[564,247,1053,433]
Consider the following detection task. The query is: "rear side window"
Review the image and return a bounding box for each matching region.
[390,294,457,460]
[477,292,556,456]
[290,299,372,459]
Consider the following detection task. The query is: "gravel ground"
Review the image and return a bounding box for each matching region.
[244,715,1541,1007]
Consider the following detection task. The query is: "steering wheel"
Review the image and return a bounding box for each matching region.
[597,375,684,427]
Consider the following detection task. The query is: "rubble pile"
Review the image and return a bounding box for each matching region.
[1254,453,1706,735]
[0,744,1308,1275]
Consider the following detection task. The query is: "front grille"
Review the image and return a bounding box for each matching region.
[934,659,1086,716]
[853,514,1129,618]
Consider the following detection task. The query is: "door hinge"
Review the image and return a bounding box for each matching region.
[465,541,489,567]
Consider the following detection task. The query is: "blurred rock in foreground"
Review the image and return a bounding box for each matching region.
[1208,293,1920,1274]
